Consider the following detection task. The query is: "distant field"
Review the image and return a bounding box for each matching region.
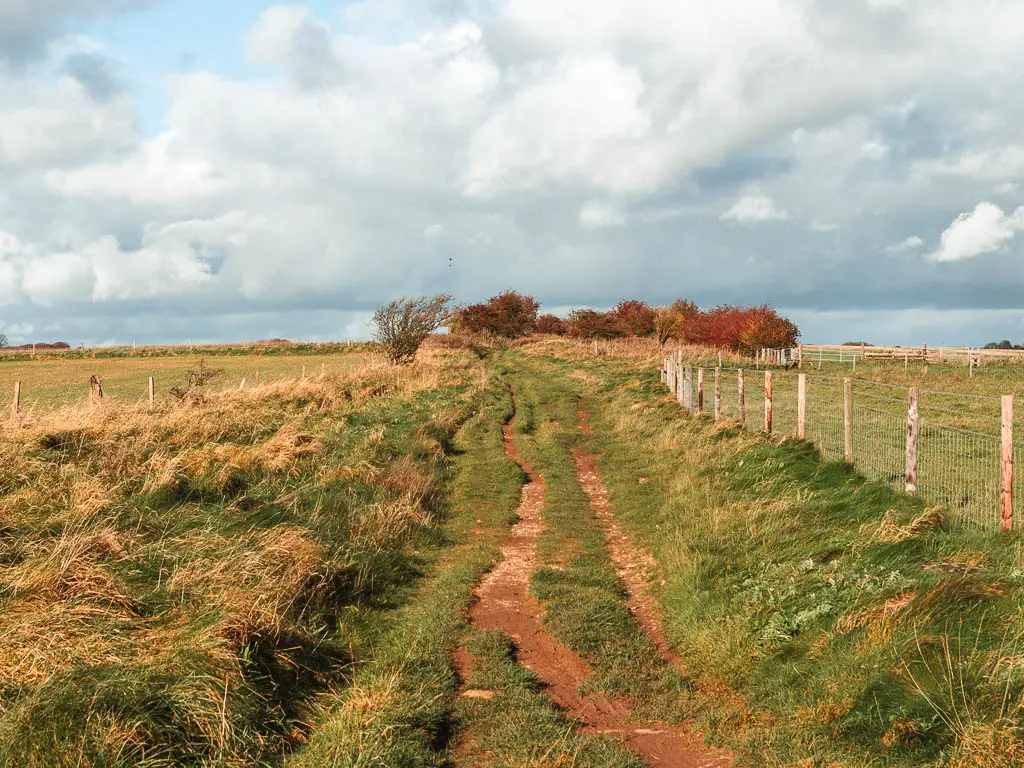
[0,352,376,413]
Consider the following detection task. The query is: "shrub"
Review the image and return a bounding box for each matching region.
[0,333,7,349]
[686,304,799,352]
[535,314,567,335]
[372,295,452,364]
[450,291,540,339]
[608,300,655,337]
[567,309,621,340]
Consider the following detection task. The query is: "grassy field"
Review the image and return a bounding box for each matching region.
[0,348,481,766]
[0,353,374,413]
[4,336,1024,766]
[511,339,1024,766]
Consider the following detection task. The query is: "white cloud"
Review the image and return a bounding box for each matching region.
[885,235,924,253]
[928,202,1024,262]
[6,0,1024,343]
[809,220,840,233]
[579,200,626,229]
[861,140,890,160]
[721,192,790,223]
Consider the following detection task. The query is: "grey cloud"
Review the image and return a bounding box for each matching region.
[62,51,124,101]
[0,0,158,62]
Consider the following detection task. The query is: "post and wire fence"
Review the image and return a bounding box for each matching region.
[662,355,1019,533]
[6,362,333,422]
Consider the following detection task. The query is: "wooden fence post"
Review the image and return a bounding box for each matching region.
[738,369,745,424]
[697,368,705,416]
[90,376,103,403]
[764,371,773,434]
[239,378,247,391]
[797,343,803,368]
[843,378,854,462]
[1002,395,1014,531]
[969,349,974,378]
[255,371,260,386]
[148,377,155,408]
[684,366,693,411]
[321,362,326,377]
[676,360,686,408]
[11,381,21,420]
[906,387,919,495]
[714,367,722,421]
[797,374,807,440]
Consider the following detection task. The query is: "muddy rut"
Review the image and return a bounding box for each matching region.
[456,409,729,767]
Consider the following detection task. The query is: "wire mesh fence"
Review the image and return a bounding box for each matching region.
[662,357,1018,533]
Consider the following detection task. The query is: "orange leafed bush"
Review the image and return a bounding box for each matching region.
[685,304,799,351]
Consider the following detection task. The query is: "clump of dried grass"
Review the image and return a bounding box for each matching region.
[870,506,946,544]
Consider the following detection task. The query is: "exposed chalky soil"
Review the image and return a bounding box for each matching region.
[455,408,729,767]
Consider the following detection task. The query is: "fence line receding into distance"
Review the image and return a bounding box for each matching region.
[662,355,1018,533]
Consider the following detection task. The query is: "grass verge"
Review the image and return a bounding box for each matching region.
[516,342,1024,768]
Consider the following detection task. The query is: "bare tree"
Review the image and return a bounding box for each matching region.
[0,334,7,350]
[372,295,452,364]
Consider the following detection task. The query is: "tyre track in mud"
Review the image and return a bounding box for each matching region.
[454,399,728,767]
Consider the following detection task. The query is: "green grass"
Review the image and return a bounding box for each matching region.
[0,355,474,767]
[500,356,706,735]
[513,342,1024,767]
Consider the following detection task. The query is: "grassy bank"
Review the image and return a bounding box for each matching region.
[512,342,1024,767]
[0,351,474,767]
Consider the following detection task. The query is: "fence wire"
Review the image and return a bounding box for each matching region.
[663,358,1017,533]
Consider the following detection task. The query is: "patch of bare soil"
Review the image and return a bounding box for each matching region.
[455,409,729,767]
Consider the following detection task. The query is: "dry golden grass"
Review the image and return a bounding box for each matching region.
[0,349,478,765]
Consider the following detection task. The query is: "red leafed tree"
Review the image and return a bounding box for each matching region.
[450,291,540,338]
[686,305,798,352]
[738,305,800,350]
[535,314,568,335]
[608,300,656,337]
[567,309,622,339]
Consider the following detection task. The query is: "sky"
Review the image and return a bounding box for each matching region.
[1,0,1024,346]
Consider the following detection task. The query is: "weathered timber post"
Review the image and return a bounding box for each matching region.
[738,369,745,424]
[714,367,722,421]
[676,360,686,408]
[11,381,21,420]
[797,374,807,440]
[255,371,260,386]
[906,387,919,494]
[797,343,803,368]
[90,376,103,403]
[684,366,693,411]
[1002,395,1014,531]
[818,348,823,370]
[148,377,155,408]
[764,371,773,434]
[969,349,975,378]
[301,365,307,380]
[843,378,854,462]
[239,378,247,391]
[321,362,326,377]
[697,368,705,416]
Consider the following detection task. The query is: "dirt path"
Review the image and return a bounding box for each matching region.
[455,410,728,767]
[574,407,684,669]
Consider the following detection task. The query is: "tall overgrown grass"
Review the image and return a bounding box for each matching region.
[0,351,478,767]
